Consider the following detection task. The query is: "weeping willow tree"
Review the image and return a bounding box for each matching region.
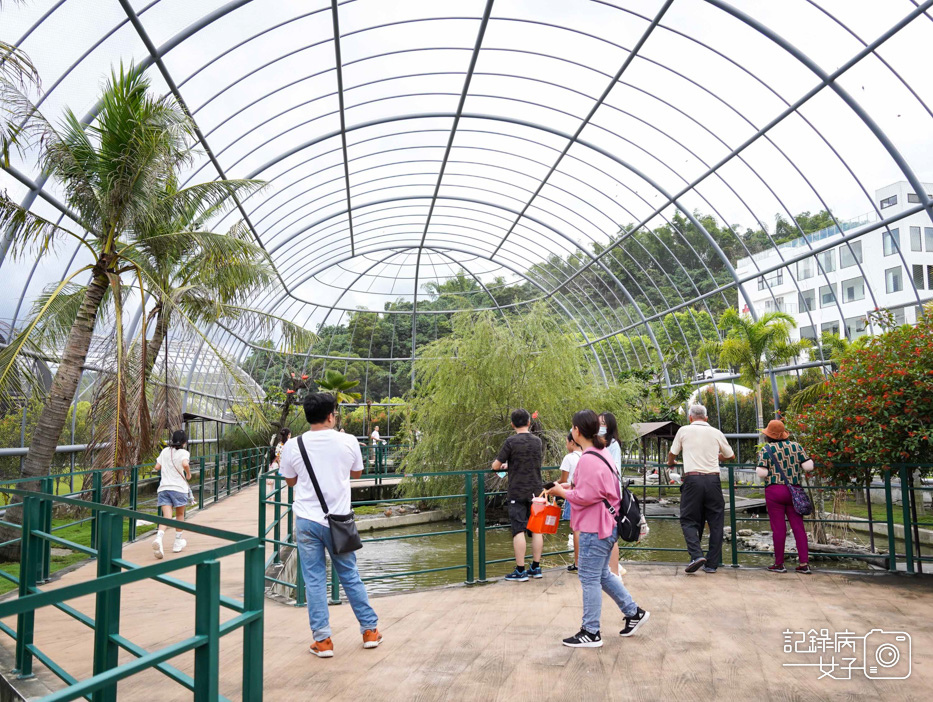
[400,304,636,500]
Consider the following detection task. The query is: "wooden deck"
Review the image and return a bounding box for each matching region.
[3,486,933,701]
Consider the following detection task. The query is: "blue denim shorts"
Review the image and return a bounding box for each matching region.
[157,490,188,508]
[561,499,572,521]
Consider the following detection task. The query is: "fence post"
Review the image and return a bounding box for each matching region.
[213,454,220,504]
[194,560,221,702]
[198,456,205,509]
[728,466,738,568]
[91,512,123,702]
[287,485,295,546]
[464,473,474,584]
[273,477,281,565]
[295,546,306,607]
[242,546,264,701]
[329,561,341,605]
[884,470,897,572]
[228,453,235,492]
[129,466,139,542]
[14,495,40,677]
[258,474,267,543]
[40,478,53,582]
[91,471,102,552]
[477,474,487,582]
[898,465,915,575]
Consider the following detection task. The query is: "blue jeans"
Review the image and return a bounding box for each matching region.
[579,527,637,633]
[295,517,378,641]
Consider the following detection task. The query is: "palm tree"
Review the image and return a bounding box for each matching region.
[0,65,271,550]
[1,0,42,165]
[316,369,361,428]
[698,308,810,438]
[786,332,867,413]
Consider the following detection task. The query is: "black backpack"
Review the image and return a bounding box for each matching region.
[585,450,643,543]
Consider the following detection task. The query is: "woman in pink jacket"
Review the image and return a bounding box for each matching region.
[548,410,650,647]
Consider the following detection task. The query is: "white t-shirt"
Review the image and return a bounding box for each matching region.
[279,429,364,525]
[607,439,622,470]
[559,450,583,484]
[156,447,190,494]
[370,429,381,443]
[669,421,735,474]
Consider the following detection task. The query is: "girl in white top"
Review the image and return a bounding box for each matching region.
[559,432,583,571]
[151,430,192,559]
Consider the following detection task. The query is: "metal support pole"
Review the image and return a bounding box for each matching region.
[908,468,923,574]
[40,478,52,582]
[214,454,220,504]
[129,466,139,542]
[198,456,205,509]
[91,471,102,552]
[477,474,487,582]
[865,468,876,553]
[273,477,281,565]
[728,466,738,568]
[226,452,232,497]
[899,465,915,575]
[295,545,306,607]
[194,560,221,702]
[91,512,123,702]
[884,471,897,572]
[464,473,474,584]
[329,561,340,605]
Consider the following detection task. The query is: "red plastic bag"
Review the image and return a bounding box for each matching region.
[527,492,561,534]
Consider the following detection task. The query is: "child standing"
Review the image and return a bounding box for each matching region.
[152,429,192,559]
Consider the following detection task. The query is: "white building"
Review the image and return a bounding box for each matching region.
[735,181,933,344]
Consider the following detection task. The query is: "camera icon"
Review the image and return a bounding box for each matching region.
[863,629,911,679]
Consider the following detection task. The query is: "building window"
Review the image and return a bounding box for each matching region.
[821,320,840,337]
[845,316,868,340]
[906,193,930,204]
[840,241,862,268]
[880,195,897,209]
[892,307,906,325]
[799,289,815,312]
[817,249,835,273]
[796,257,815,280]
[765,297,785,313]
[885,267,903,294]
[819,284,837,308]
[911,226,922,251]
[928,265,933,290]
[800,325,817,341]
[926,227,933,251]
[757,269,783,291]
[883,228,900,256]
[914,264,926,290]
[841,277,865,303]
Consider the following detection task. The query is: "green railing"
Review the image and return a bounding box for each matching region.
[260,461,932,604]
[0,446,268,700]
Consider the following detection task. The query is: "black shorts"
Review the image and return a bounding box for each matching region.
[508,499,533,537]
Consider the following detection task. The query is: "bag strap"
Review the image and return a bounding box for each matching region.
[297,435,330,516]
[765,444,792,487]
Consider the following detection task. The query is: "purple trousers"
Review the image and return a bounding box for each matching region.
[765,484,809,565]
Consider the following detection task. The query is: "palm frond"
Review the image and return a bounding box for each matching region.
[0,194,92,261]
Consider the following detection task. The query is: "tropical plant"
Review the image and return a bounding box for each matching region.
[787,304,933,484]
[1,0,42,165]
[697,308,810,437]
[316,369,361,427]
[786,331,868,413]
[0,65,278,547]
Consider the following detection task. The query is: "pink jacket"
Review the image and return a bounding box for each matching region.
[565,448,621,539]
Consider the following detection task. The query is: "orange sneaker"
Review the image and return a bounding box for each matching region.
[362,629,383,649]
[309,638,334,658]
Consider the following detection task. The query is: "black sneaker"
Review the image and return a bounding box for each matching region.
[562,628,602,648]
[620,608,650,637]
[567,564,578,572]
[684,557,706,573]
[767,563,787,573]
[795,564,812,575]
[528,565,543,579]
[504,566,529,582]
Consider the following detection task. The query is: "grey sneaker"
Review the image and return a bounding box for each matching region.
[684,557,706,573]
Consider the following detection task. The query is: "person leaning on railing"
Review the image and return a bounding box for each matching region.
[756,420,815,575]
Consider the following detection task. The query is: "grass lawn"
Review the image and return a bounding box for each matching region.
[0,516,158,596]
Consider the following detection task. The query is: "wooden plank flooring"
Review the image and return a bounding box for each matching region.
[2,485,932,701]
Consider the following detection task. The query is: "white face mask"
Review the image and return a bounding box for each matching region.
[597,427,607,436]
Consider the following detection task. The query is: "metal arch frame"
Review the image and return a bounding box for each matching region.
[2,0,933,427]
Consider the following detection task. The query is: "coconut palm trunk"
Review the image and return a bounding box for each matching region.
[0,270,110,559]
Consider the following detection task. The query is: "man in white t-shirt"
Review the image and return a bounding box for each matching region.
[280,393,381,658]
[668,404,735,575]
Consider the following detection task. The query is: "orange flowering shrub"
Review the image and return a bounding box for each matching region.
[788,310,933,482]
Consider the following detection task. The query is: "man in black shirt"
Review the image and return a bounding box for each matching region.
[492,408,544,582]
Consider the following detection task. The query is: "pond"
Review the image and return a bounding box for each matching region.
[349,511,881,596]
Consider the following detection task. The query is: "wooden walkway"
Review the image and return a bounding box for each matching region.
[3,486,933,701]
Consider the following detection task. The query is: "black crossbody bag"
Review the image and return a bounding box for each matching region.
[296,436,362,554]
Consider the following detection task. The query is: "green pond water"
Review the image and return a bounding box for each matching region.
[348,511,879,596]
